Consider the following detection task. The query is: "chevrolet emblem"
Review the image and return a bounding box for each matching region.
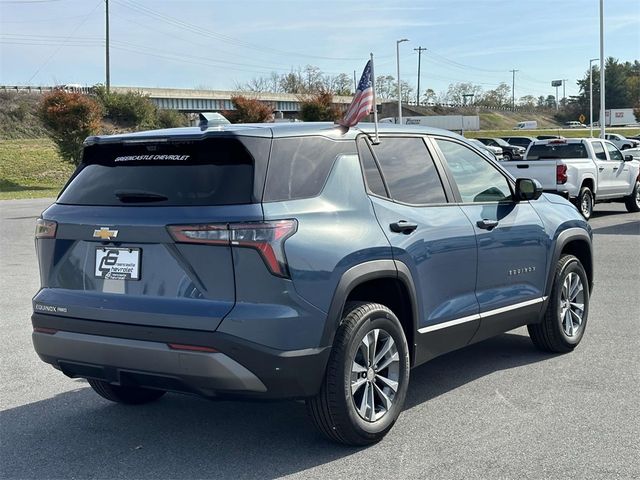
[93,227,118,240]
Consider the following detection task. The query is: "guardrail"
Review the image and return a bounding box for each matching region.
[0,85,92,94]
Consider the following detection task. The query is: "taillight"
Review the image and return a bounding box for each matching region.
[556,164,568,184]
[168,220,297,278]
[35,218,57,239]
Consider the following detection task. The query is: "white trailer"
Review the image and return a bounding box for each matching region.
[380,115,480,132]
[604,108,638,127]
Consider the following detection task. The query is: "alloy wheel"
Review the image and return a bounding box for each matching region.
[350,328,400,422]
[560,272,585,337]
[581,193,592,218]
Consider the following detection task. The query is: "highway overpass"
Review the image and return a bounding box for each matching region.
[0,85,365,114]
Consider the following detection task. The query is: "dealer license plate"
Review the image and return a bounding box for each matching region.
[95,248,141,280]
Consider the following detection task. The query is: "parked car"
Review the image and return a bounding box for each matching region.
[565,121,586,129]
[622,147,640,160]
[537,135,566,140]
[476,137,525,161]
[467,138,504,160]
[501,138,640,219]
[604,133,640,150]
[501,136,537,150]
[32,123,594,446]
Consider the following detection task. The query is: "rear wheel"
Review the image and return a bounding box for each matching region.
[88,379,166,405]
[575,186,594,220]
[624,181,640,212]
[528,255,589,353]
[307,302,410,445]
[503,152,512,161]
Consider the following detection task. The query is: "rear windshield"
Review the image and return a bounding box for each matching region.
[58,137,262,206]
[526,142,588,160]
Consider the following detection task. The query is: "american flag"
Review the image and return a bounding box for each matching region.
[339,60,373,127]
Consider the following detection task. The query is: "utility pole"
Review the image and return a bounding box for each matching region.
[353,70,357,93]
[396,38,409,124]
[105,0,110,92]
[562,78,568,106]
[414,46,427,105]
[510,69,518,110]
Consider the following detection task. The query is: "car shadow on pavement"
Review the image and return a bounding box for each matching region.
[1,332,555,479]
[590,220,639,236]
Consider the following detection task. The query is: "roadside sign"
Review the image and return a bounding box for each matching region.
[579,114,586,123]
[551,80,562,87]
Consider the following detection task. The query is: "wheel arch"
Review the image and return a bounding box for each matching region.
[322,260,419,364]
[546,228,594,297]
[581,176,596,197]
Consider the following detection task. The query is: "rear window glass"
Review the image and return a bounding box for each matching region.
[264,137,355,201]
[58,137,260,206]
[526,143,588,160]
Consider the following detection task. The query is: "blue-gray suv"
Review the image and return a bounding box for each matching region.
[32,123,593,445]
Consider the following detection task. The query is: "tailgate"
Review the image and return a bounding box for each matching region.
[501,160,559,190]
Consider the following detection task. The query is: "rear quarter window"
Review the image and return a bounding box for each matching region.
[263,136,356,202]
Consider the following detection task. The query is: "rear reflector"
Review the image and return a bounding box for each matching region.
[168,343,218,353]
[35,219,57,239]
[33,327,58,334]
[168,219,297,278]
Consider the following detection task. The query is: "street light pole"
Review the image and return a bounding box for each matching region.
[105,0,110,93]
[599,0,605,138]
[589,58,599,137]
[396,38,408,124]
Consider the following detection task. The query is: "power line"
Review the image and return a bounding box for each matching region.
[25,0,102,84]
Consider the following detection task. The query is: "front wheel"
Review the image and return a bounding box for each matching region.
[503,152,512,161]
[307,302,410,445]
[624,181,640,213]
[528,254,589,353]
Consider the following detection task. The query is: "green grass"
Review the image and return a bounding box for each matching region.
[0,138,74,200]
[465,127,640,139]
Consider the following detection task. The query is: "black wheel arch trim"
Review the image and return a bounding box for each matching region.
[545,227,594,299]
[321,259,419,362]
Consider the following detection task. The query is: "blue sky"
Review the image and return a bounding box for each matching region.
[1,0,638,99]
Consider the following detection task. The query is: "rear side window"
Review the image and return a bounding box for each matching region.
[264,137,355,201]
[58,137,263,206]
[357,137,387,197]
[526,142,588,160]
[371,137,447,205]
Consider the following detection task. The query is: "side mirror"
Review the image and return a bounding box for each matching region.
[624,154,634,162]
[515,178,543,201]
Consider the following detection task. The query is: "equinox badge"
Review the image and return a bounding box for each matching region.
[93,227,119,240]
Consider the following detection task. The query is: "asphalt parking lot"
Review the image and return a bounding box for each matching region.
[1,198,638,480]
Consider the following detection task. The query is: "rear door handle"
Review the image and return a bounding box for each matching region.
[598,167,605,171]
[477,219,499,230]
[390,221,418,234]
[516,164,529,169]
[613,167,619,171]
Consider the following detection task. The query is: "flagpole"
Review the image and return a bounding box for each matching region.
[370,52,380,144]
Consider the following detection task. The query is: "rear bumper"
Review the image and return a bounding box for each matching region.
[31,313,330,399]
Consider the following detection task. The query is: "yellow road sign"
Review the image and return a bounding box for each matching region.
[579,114,586,123]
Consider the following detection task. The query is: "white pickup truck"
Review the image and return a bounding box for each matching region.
[500,138,640,219]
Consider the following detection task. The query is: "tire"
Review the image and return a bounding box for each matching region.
[575,186,594,220]
[528,255,589,353]
[503,152,512,161]
[88,379,166,405]
[307,302,410,446]
[624,181,640,213]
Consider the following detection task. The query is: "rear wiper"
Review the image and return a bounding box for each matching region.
[115,190,168,203]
